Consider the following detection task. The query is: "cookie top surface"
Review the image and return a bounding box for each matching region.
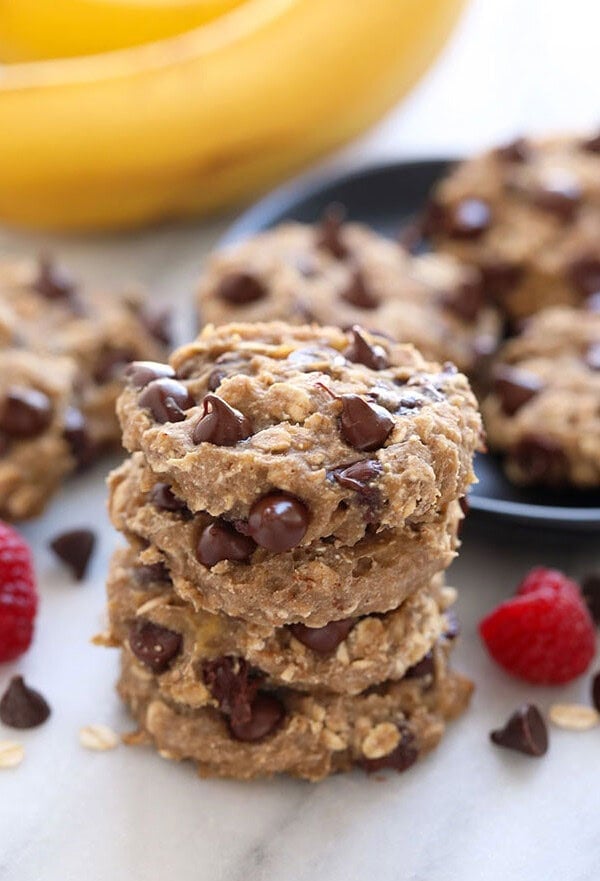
[196,220,500,373]
[117,321,483,545]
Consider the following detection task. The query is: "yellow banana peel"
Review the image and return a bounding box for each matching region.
[0,0,246,61]
[0,0,465,231]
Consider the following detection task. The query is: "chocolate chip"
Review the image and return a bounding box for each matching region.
[316,203,348,259]
[581,131,600,153]
[493,365,543,415]
[129,620,182,673]
[490,704,548,757]
[568,256,600,298]
[359,725,418,773]
[125,360,175,390]
[581,573,600,624]
[138,377,193,423]
[441,278,485,323]
[495,137,529,162]
[339,394,394,452]
[344,327,388,369]
[592,672,600,713]
[139,306,172,346]
[196,521,256,567]
[447,198,492,239]
[202,656,261,727]
[0,388,53,438]
[148,483,188,513]
[340,269,379,309]
[480,260,523,301]
[49,528,96,580]
[534,179,581,221]
[134,562,171,585]
[247,493,309,552]
[419,199,447,238]
[512,434,565,483]
[192,394,252,446]
[585,343,600,371]
[332,459,382,494]
[34,255,77,302]
[217,272,266,305]
[63,406,95,469]
[459,495,469,517]
[288,618,355,653]
[228,692,285,742]
[404,650,435,680]
[93,347,136,383]
[0,676,51,729]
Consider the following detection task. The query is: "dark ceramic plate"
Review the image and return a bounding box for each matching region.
[220,160,600,532]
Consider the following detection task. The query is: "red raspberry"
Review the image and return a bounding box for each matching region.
[0,522,38,662]
[480,567,596,685]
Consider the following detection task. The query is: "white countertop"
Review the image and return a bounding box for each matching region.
[1,1,600,878]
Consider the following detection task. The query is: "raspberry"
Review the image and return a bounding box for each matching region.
[0,522,38,663]
[480,567,596,685]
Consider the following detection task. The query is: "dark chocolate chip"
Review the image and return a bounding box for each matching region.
[134,562,171,585]
[339,394,394,452]
[0,676,51,729]
[534,179,581,221]
[217,272,266,305]
[228,692,285,742]
[447,198,492,239]
[441,278,485,323]
[581,573,600,625]
[49,528,96,581]
[148,482,188,513]
[207,368,228,392]
[340,269,379,309]
[63,406,95,469]
[344,326,388,369]
[192,394,252,446]
[0,388,53,438]
[202,656,262,727]
[196,521,256,567]
[247,493,309,552]
[459,495,470,517]
[34,255,77,302]
[419,199,447,238]
[493,365,543,415]
[129,620,182,673]
[495,137,529,162]
[404,651,435,680]
[332,459,382,494]
[567,255,600,297]
[480,260,523,301]
[592,672,600,713]
[581,131,600,153]
[316,203,348,259]
[490,704,548,757]
[359,725,418,773]
[93,348,136,383]
[125,360,175,390]
[138,377,193,423]
[139,306,172,346]
[512,434,565,483]
[586,343,600,371]
[288,618,356,654]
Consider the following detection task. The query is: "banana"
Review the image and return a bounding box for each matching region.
[0,0,465,231]
[0,0,246,61]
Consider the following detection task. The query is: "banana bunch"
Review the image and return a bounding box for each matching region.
[0,0,465,231]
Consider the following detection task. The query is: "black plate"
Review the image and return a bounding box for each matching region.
[220,160,600,532]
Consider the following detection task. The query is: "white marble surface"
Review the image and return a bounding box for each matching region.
[1,1,600,878]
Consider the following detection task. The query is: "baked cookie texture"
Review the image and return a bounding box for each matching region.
[483,306,600,487]
[0,257,168,519]
[420,133,600,320]
[196,220,501,375]
[104,321,479,780]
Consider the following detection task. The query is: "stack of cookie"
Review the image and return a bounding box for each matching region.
[0,256,168,520]
[103,321,483,780]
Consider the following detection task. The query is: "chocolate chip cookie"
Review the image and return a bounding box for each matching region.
[420,133,600,320]
[483,306,600,486]
[196,219,501,374]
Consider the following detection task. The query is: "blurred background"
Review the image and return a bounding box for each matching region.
[0,0,597,303]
